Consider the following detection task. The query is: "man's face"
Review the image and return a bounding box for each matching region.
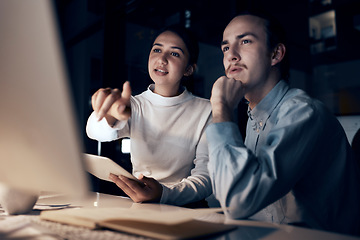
[221,15,273,90]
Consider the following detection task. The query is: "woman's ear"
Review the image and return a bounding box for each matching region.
[271,43,286,66]
[184,64,196,77]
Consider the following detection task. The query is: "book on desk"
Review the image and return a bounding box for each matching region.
[40,206,236,240]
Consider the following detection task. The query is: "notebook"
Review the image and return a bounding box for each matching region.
[40,207,236,240]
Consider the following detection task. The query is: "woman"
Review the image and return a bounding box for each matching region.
[86,25,212,207]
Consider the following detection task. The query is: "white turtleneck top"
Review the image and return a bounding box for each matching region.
[86,84,212,206]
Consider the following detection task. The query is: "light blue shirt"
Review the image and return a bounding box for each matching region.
[206,80,360,235]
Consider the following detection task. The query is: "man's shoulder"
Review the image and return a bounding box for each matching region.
[278,88,336,125]
[277,88,327,116]
[283,88,320,108]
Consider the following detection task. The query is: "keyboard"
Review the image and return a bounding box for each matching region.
[0,214,152,240]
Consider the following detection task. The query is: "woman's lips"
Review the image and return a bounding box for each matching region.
[155,68,168,75]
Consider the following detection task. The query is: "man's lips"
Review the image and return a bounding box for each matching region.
[226,64,246,76]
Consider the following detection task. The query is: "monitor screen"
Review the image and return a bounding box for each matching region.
[0,0,90,197]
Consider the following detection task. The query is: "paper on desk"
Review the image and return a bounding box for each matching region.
[83,154,139,182]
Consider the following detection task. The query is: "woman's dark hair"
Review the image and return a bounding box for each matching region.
[235,9,290,82]
[151,25,199,67]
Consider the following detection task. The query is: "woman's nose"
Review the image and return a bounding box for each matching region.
[157,53,168,65]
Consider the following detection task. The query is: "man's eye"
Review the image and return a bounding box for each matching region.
[171,52,180,57]
[242,39,251,44]
[222,46,229,52]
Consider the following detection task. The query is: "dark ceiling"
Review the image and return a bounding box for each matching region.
[55,0,360,78]
[54,0,313,75]
[56,0,310,47]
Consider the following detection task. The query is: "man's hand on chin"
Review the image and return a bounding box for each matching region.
[210,76,244,123]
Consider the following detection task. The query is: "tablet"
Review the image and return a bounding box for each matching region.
[83,154,139,182]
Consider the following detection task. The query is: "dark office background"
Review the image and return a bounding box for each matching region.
[53,0,360,193]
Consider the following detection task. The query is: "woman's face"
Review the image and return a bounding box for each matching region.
[148,31,191,95]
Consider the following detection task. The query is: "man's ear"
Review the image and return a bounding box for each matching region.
[184,64,196,77]
[271,43,286,66]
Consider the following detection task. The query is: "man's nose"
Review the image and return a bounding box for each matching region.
[227,47,240,62]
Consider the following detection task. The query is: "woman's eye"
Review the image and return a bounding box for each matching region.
[171,52,180,57]
[153,48,161,53]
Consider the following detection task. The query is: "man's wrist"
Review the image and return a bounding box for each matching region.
[211,103,233,123]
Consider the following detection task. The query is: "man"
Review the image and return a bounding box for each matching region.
[206,11,360,235]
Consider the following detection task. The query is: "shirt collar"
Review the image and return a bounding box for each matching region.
[247,80,290,131]
[144,84,193,106]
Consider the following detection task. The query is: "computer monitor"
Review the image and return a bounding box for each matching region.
[0,0,90,197]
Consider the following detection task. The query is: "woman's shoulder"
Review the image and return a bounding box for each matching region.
[187,95,212,116]
[192,95,210,104]
[188,93,211,105]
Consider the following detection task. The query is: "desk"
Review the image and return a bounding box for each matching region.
[1,192,359,240]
